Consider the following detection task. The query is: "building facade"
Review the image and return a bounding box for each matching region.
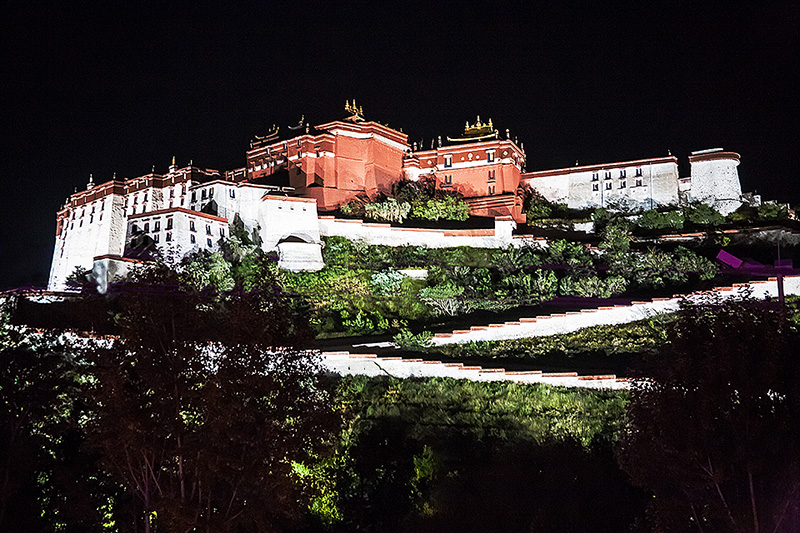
[48,106,745,291]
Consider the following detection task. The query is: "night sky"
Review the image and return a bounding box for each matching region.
[2,1,798,289]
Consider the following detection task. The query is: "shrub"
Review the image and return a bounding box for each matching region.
[371,270,406,297]
[410,196,470,221]
[364,198,411,223]
[635,209,684,231]
[757,202,790,221]
[683,203,724,226]
[393,329,434,351]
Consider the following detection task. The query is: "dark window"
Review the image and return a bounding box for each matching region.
[190,220,196,232]
[488,170,495,182]
[605,171,611,180]
[192,191,197,202]
[487,150,495,163]
[636,179,643,187]
[229,188,235,198]
[444,175,452,185]
[605,182,612,190]
[206,224,212,235]
[207,238,212,247]
[143,193,148,202]
[166,218,173,230]
[144,222,149,232]
[132,223,139,233]
[592,172,599,181]
[209,188,214,198]
[154,220,160,231]
[202,189,207,200]
[154,234,159,243]
[444,155,452,168]
[620,169,627,178]
[219,228,225,237]
[592,183,599,192]
[166,232,172,242]
[89,215,93,223]
[620,181,626,189]
[488,185,496,195]
[635,167,643,177]
[170,189,174,198]
[190,234,196,244]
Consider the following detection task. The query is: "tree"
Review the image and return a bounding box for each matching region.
[0,314,108,531]
[84,266,337,532]
[618,299,800,532]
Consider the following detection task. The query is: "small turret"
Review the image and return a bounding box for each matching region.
[86,173,94,190]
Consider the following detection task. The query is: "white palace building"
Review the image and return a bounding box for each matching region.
[47,110,747,292]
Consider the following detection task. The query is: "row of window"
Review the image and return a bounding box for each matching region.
[592,168,644,181]
[592,178,644,191]
[443,150,497,168]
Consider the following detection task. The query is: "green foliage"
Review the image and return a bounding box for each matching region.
[419,281,470,317]
[757,201,790,221]
[432,315,673,362]
[635,209,684,231]
[393,329,434,351]
[180,250,236,292]
[683,202,724,226]
[410,195,470,221]
[524,189,591,224]
[336,375,628,448]
[726,203,758,224]
[370,269,405,297]
[364,198,411,223]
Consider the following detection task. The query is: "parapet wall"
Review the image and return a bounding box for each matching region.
[318,216,546,249]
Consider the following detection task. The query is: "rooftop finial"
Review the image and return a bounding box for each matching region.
[87,173,94,190]
[345,99,365,122]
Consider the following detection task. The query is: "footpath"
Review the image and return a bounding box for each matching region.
[319,275,800,390]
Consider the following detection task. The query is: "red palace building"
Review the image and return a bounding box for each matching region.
[245,102,528,221]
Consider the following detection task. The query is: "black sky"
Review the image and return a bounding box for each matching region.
[1,1,798,289]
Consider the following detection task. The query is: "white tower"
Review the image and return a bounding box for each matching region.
[688,149,743,215]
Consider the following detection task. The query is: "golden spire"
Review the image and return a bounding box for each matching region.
[345,99,365,122]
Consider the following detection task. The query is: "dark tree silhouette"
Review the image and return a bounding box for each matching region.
[84,266,337,532]
[618,299,800,532]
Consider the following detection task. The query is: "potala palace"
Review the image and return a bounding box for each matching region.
[48,105,746,291]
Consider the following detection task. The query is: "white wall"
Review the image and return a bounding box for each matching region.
[318,216,536,249]
[48,194,127,291]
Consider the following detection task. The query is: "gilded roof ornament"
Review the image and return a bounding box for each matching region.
[447,116,499,143]
[344,99,365,122]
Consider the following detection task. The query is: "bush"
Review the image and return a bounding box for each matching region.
[364,198,411,223]
[635,209,684,231]
[410,196,470,221]
[393,329,434,351]
[757,201,790,221]
[683,203,724,227]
